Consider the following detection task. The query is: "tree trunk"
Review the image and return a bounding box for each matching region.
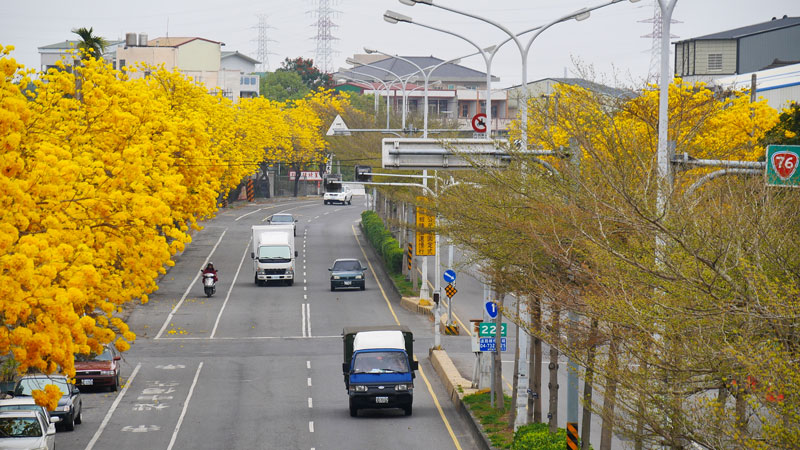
[292,163,300,197]
[509,299,520,428]
[529,297,542,423]
[581,319,599,450]
[548,306,561,433]
[493,293,505,410]
[600,335,619,450]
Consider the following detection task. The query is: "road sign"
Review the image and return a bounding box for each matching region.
[443,269,456,283]
[326,114,350,136]
[479,322,507,337]
[415,199,436,256]
[485,301,498,318]
[444,283,457,298]
[471,113,487,133]
[479,337,507,352]
[766,145,800,187]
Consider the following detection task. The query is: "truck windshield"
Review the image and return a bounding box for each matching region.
[258,246,291,260]
[353,351,408,373]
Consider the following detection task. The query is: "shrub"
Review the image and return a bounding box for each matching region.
[361,211,403,275]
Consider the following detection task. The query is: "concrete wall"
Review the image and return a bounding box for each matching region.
[116,46,177,73]
[176,39,220,72]
[739,27,800,73]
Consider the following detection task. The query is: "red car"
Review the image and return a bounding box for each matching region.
[74,345,122,392]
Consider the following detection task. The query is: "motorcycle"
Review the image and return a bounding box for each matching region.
[202,272,217,297]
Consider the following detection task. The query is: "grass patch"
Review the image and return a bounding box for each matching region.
[390,272,416,297]
[463,390,515,448]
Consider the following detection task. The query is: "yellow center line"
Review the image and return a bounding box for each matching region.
[352,224,463,450]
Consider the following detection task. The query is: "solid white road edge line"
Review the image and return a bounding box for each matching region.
[166,362,204,450]
[84,363,142,450]
[155,229,228,339]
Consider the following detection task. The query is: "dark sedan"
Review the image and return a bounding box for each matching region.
[329,258,366,291]
[14,375,82,431]
[75,344,122,391]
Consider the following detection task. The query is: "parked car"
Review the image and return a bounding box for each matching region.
[14,375,82,431]
[75,344,122,392]
[324,186,353,205]
[268,213,298,236]
[329,258,367,291]
[0,410,56,450]
[0,395,58,425]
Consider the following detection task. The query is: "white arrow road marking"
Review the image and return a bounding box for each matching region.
[166,362,204,450]
[121,425,160,433]
[85,363,141,450]
[133,404,169,411]
[155,364,186,370]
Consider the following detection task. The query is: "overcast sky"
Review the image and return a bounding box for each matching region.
[1,0,798,89]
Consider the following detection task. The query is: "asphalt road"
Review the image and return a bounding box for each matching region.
[56,197,479,450]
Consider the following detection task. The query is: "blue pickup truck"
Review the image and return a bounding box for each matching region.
[342,325,418,417]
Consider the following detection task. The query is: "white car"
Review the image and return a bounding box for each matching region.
[0,410,57,450]
[324,186,353,205]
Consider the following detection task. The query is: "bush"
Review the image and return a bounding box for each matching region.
[511,422,587,450]
[361,211,403,275]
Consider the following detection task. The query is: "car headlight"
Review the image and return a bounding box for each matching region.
[395,384,409,391]
[101,370,114,375]
[350,385,367,392]
[332,275,340,280]
[58,405,71,412]
[355,274,363,280]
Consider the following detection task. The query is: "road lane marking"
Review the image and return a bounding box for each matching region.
[308,398,313,408]
[417,359,463,450]
[301,303,312,337]
[210,238,251,339]
[353,224,464,450]
[84,363,141,450]
[162,335,340,340]
[166,362,204,450]
[156,229,227,339]
[309,421,314,433]
[307,378,312,387]
[307,361,311,369]
[235,208,262,221]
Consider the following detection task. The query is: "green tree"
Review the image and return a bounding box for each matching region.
[279,57,333,91]
[71,27,108,60]
[260,71,309,102]
[761,102,800,146]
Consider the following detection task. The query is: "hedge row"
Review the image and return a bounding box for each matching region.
[361,211,403,274]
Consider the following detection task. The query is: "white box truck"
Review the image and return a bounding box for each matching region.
[251,225,297,286]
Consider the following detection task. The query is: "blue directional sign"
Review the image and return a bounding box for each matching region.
[443,269,456,284]
[485,301,498,318]
[479,337,507,352]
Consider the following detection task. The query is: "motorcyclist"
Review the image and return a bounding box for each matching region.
[201,262,218,283]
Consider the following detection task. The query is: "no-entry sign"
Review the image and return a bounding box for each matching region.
[471,113,487,133]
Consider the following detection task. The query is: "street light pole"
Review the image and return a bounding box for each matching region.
[346,58,418,129]
[364,46,468,139]
[338,69,396,129]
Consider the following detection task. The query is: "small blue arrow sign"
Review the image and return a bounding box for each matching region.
[485,301,498,318]
[443,269,456,283]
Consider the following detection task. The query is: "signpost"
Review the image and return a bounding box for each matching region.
[766,145,800,187]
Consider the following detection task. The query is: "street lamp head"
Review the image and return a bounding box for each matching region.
[364,47,377,54]
[399,0,432,5]
[345,57,359,66]
[573,8,591,21]
[383,10,412,24]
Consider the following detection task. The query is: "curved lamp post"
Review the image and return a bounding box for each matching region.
[397,0,639,150]
[364,47,467,139]
[346,57,419,129]
[338,68,396,128]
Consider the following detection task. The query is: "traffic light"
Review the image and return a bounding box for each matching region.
[354,165,372,182]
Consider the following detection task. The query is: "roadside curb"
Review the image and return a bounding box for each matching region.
[429,349,498,450]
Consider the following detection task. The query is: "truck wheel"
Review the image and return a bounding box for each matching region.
[360,283,365,291]
[330,283,336,292]
[349,399,358,417]
[254,274,258,285]
[403,404,412,416]
[347,199,351,205]
[287,279,294,286]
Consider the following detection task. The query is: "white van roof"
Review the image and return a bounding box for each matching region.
[353,330,405,352]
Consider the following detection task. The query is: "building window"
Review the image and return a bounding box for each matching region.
[461,103,469,118]
[708,53,722,72]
